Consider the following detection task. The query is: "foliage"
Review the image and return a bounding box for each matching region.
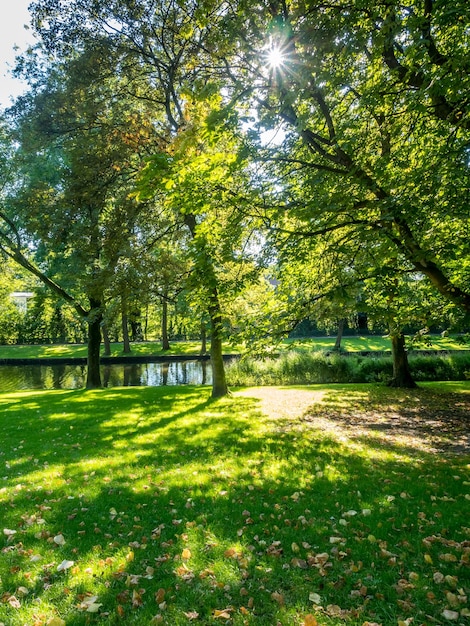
[226,351,470,386]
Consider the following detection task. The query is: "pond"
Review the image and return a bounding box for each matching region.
[0,360,212,391]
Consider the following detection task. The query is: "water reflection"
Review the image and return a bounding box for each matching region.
[0,361,212,391]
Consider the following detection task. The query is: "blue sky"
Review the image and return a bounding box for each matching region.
[0,0,35,108]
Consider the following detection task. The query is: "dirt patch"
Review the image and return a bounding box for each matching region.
[235,387,327,420]
[235,387,470,455]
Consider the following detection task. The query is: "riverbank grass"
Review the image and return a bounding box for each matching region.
[0,333,467,361]
[1,383,469,625]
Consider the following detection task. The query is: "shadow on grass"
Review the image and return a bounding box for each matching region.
[1,385,469,625]
[297,383,470,456]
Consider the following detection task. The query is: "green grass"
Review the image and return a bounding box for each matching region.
[0,341,209,360]
[287,334,468,352]
[0,383,469,625]
[0,334,467,361]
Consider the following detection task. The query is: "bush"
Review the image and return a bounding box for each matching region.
[225,350,470,386]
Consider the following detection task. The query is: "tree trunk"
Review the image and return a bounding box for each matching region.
[86,302,102,389]
[183,211,229,398]
[102,324,111,356]
[161,296,170,351]
[334,318,345,351]
[121,295,131,354]
[200,320,207,356]
[208,288,229,398]
[388,332,417,388]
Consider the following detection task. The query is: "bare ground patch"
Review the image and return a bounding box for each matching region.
[235,386,470,455]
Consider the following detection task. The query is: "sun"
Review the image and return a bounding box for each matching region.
[267,46,285,69]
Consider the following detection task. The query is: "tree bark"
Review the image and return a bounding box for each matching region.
[121,295,131,354]
[161,295,170,351]
[183,212,229,397]
[208,288,229,398]
[334,318,345,351]
[102,324,111,356]
[86,301,103,389]
[388,332,417,388]
[200,320,207,356]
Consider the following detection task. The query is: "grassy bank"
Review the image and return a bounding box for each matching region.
[226,350,470,386]
[1,383,469,625]
[0,341,207,361]
[0,334,467,361]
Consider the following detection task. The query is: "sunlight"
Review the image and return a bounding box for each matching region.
[267,45,285,68]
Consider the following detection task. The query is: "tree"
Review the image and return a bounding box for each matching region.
[24,0,470,391]
[220,0,470,314]
[1,44,159,387]
[200,0,469,385]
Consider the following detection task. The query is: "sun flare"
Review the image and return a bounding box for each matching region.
[267,46,285,68]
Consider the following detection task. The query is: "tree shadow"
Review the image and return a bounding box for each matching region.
[1,385,469,625]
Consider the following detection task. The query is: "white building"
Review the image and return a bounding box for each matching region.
[10,292,35,312]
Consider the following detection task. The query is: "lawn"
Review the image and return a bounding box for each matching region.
[0,341,208,361]
[0,334,467,361]
[0,383,469,625]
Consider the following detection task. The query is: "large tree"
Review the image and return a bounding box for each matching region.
[1,44,158,387]
[23,0,470,389]
[220,0,470,310]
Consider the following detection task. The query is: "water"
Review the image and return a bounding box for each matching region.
[0,360,212,391]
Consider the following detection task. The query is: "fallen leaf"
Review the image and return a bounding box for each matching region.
[182,548,192,560]
[16,586,29,597]
[441,609,459,620]
[183,611,199,620]
[271,591,285,606]
[309,592,321,604]
[213,608,232,619]
[53,534,66,546]
[7,595,21,609]
[303,615,318,626]
[57,560,74,572]
[78,595,102,613]
[155,588,165,604]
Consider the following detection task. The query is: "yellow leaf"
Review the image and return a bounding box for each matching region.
[213,608,232,619]
[303,615,318,626]
[182,548,192,560]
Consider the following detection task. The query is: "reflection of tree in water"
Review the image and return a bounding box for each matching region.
[122,364,143,386]
[52,364,67,389]
[161,362,169,386]
[0,361,212,390]
[181,361,188,385]
[31,364,45,389]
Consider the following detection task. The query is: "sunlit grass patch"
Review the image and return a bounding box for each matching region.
[0,383,469,625]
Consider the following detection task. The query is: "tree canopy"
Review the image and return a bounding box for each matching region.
[0,0,469,390]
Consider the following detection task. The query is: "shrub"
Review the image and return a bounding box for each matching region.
[225,351,470,386]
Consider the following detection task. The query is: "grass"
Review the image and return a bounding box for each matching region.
[0,383,469,625]
[287,334,468,352]
[0,334,467,361]
[226,350,470,386]
[0,341,209,360]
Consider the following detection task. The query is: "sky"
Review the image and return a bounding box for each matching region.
[0,0,36,108]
